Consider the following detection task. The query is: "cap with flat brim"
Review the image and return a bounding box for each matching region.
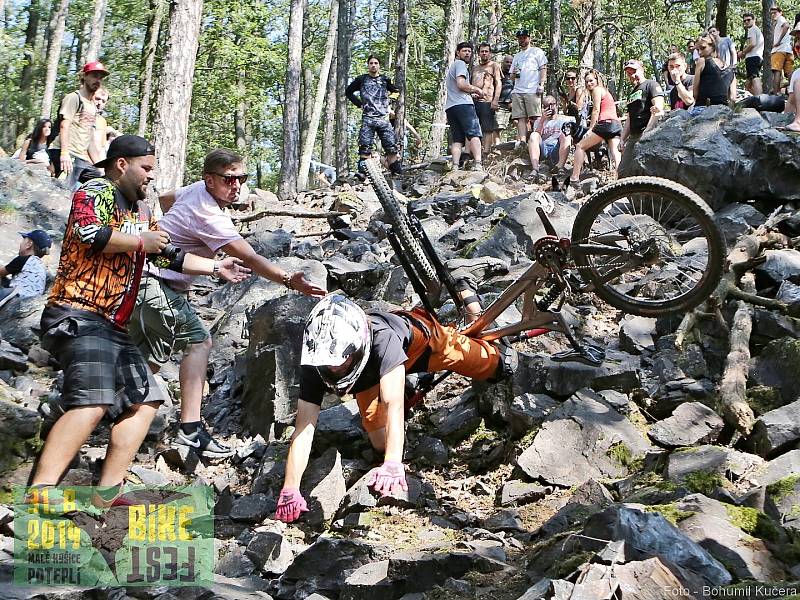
[82,60,110,76]
[516,29,530,37]
[624,59,643,71]
[94,134,155,168]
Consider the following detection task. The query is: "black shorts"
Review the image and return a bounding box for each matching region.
[745,56,763,79]
[446,104,482,144]
[474,101,499,133]
[593,119,622,140]
[42,313,166,421]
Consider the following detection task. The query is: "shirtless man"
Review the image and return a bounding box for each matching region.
[471,43,503,151]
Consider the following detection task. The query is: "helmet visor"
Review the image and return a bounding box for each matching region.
[317,347,365,393]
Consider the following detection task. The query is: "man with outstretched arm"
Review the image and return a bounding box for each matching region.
[274,294,516,522]
[29,135,249,500]
[129,148,326,457]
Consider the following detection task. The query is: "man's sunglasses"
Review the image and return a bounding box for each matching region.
[213,173,248,185]
[565,76,577,80]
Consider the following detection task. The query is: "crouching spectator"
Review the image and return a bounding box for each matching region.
[528,95,572,182]
[0,230,52,306]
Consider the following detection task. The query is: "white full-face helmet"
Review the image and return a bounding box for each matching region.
[301,294,372,394]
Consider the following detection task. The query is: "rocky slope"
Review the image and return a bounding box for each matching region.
[0,139,799,600]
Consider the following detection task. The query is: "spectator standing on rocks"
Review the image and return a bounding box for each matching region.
[510,29,548,143]
[619,59,664,156]
[0,230,52,304]
[528,95,572,182]
[129,148,326,457]
[692,34,736,112]
[781,69,800,131]
[346,55,402,176]
[48,61,108,191]
[496,55,515,137]
[708,24,738,97]
[93,88,110,163]
[28,135,249,496]
[739,13,765,95]
[569,70,622,188]
[444,42,486,171]
[471,43,503,152]
[667,53,695,110]
[16,118,52,171]
[769,5,793,94]
[274,294,515,523]
[686,40,697,73]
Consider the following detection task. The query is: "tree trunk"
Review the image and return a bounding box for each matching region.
[762,0,773,89]
[717,0,728,36]
[76,16,90,67]
[85,0,107,62]
[704,0,716,29]
[300,65,313,149]
[19,0,40,94]
[467,0,479,52]
[488,0,500,48]
[549,0,561,97]
[393,0,409,152]
[335,0,352,175]
[278,0,305,199]
[137,0,165,137]
[577,0,594,70]
[40,0,70,118]
[151,0,203,193]
[321,52,337,166]
[425,0,462,160]
[235,67,247,152]
[298,0,338,190]
[594,25,605,72]
[385,0,394,69]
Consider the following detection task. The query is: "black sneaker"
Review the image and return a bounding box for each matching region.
[389,161,403,175]
[175,427,233,458]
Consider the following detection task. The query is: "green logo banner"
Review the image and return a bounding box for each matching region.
[12,484,215,588]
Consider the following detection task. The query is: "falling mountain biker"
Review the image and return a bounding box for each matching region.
[346,55,403,176]
[274,294,516,523]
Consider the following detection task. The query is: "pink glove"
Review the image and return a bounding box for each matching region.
[367,461,408,496]
[274,488,309,523]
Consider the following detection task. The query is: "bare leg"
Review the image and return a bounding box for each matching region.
[468,136,482,163]
[386,153,399,165]
[772,70,782,95]
[367,428,386,453]
[31,406,107,485]
[528,131,542,170]
[516,118,528,142]
[556,133,571,169]
[571,132,603,183]
[98,402,160,486]
[607,137,622,170]
[451,142,463,168]
[179,338,212,423]
[752,77,762,95]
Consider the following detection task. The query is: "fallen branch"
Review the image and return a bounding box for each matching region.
[717,272,757,435]
[726,286,792,314]
[232,208,346,223]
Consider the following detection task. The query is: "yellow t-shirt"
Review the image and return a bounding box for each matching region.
[50,90,98,161]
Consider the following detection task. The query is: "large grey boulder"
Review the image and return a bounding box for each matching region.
[335,470,431,519]
[0,386,42,475]
[747,399,800,457]
[665,445,764,488]
[301,447,348,527]
[755,249,800,287]
[237,294,320,437]
[749,337,800,405]
[675,494,786,581]
[648,402,724,447]
[0,295,46,353]
[713,203,767,246]
[245,531,294,574]
[516,389,652,487]
[618,106,800,209]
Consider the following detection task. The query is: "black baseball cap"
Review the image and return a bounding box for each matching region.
[516,29,530,37]
[94,134,156,168]
[20,230,52,251]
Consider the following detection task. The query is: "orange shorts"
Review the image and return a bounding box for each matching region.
[771,51,794,77]
[356,309,500,432]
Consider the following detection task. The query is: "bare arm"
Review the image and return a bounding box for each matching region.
[379,364,406,463]
[0,265,8,277]
[693,58,705,104]
[644,94,665,133]
[492,64,502,104]
[159,191,177,213]
[221,238,326,296]
[588,87,603,129]
[18,139,31,162]
[539,65,548,92]
[282,399,321,489]
[59,119,73,174]
[457,75,484,98]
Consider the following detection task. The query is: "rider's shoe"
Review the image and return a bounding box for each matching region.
[174,426,234,458]
[389,160,403,175]
[357,159,368,175]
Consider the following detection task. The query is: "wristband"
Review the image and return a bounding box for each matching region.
[282,272,293,290]
[211,261,221,280]
[136,237,144,253]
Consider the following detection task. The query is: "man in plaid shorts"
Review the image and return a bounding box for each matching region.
[29,135,248,500]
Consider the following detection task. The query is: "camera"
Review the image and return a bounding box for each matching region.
[561,121,588,143]
[148,243,181,268]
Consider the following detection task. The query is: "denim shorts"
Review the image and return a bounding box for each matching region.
[446,104,483,144]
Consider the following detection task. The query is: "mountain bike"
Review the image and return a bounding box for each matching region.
[365,158,725,368]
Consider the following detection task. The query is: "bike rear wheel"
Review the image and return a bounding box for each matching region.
[571,176,725,317]
[364,158,438,285]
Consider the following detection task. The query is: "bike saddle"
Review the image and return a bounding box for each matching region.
[551,344,605,366]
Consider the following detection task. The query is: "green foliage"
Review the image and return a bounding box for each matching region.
[767,475,800,502]
[682,469,726,495]
[747,385,784,416]
[724,504,781,542]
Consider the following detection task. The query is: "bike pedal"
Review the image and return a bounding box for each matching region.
[551,346,605,366]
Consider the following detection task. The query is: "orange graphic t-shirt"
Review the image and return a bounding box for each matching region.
[49,178,156,329]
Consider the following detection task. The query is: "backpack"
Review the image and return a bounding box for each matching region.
[47,91,83,145]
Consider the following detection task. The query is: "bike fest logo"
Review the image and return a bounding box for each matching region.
[13,484,214,587]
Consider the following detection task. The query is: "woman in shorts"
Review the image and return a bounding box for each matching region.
[570,70,622,187]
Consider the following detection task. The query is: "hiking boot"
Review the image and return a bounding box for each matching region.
[175,426,233,458]
[388,160,403,175]
[471,161,484,172]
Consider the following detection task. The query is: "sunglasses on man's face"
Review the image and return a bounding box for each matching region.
[566,76,577,80]
[213,173,248,185]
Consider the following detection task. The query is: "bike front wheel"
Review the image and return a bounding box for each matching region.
[364,158,438,285]
[570,176,725,317]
